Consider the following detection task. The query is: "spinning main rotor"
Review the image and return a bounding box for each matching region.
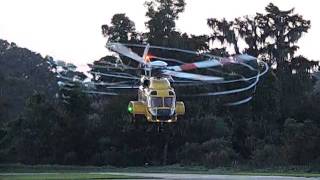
[56,42,269,105]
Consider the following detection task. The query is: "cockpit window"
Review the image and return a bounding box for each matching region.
[150,97,162,107]
[164,97,174,107]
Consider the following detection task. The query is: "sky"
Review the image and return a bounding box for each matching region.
[0,0,319,68]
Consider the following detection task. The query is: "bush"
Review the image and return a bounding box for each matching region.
[201,138,237,168]
[178,138,237,168]
[251,144,285,167]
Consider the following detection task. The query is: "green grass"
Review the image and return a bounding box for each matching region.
[113,165,320,177]
[232,172,320,177]
[1,164,320,178]
[0,173,141,180]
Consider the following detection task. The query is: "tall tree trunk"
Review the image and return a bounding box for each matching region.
[233,40,240,54]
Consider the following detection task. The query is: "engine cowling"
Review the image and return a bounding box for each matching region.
[128,101,146,115]
[175,101,185,115]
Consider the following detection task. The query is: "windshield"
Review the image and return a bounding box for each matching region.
[150,97,162,107]
[164,97,174,107]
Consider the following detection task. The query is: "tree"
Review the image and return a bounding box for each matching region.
[145,0,186,44]
[1,93,62,164]
[58,85,94,164]
[102,13,140,43]
[207,18,240,54]
[283,118,320,165]
[260,3,310,68]
[207,3,311,67]
[0,39,58,121]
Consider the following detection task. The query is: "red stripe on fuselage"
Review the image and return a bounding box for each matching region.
[180,63,198,71]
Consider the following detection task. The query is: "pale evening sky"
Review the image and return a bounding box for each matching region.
[0,0,319,67]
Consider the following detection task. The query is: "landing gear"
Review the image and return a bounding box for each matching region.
[156,122,164,132]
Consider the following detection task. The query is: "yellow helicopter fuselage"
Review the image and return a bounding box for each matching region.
[128,77,185,123]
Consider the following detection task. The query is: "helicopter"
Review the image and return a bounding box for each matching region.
[55,43,269,124]
[128,75,185,123]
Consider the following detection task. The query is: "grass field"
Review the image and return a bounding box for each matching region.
[0,172,142,180]
[1,164,320,179]
[233,172,320,178]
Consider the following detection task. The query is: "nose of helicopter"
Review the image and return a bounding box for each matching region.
[156,108,172,116]
[149,107,175,122]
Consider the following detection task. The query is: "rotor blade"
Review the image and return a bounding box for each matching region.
[116,43,260,63]
[162,70,223,81]
[191,73,260,96]
[220,57,236,65]
[151,56,184,64]
[90,71,140,80]
[56,75,73,81]
[83,90,134,96]
[57,81,75,87]
[235,54,257,62]
[56,74,83,82]
[103,86,139,89]
[61,86,119,96]
[85,81,134,86]
[167,59,222,71]
[88,64,142,70]
[83,90,118,96]
[219,54,257,65]
[142,43,150,62]
[107,43,145,64]
[224,96,253,106]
